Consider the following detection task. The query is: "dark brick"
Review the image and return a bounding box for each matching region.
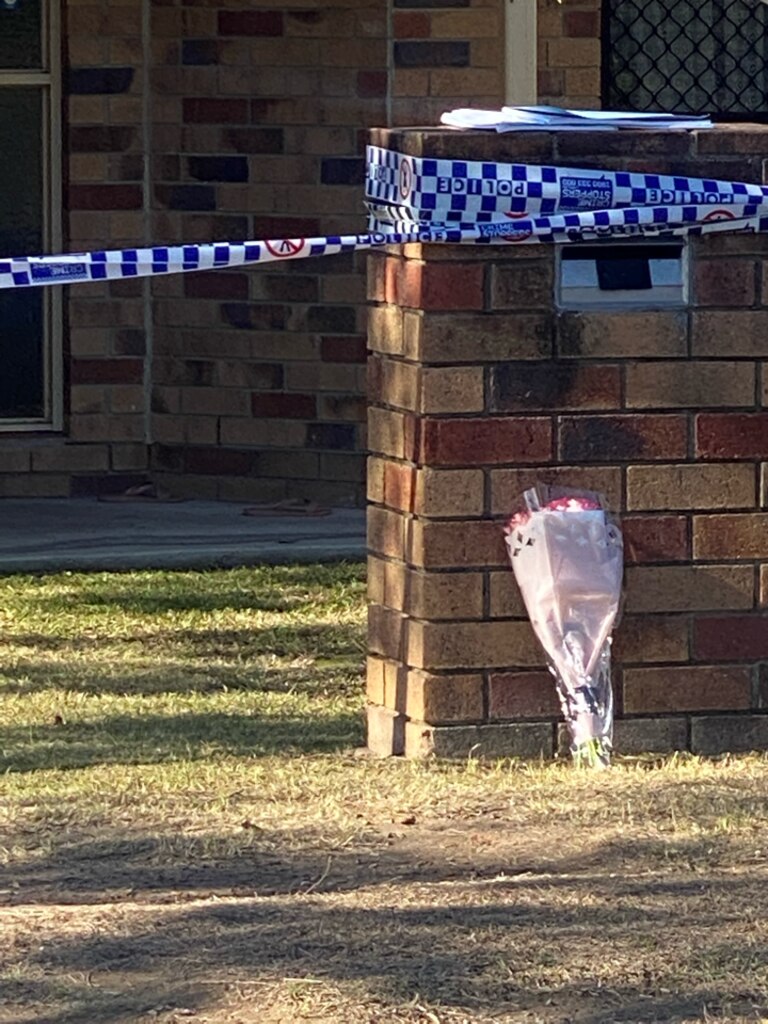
[488,671,560,719]
[183,215,248,243]
[69,126,135,153]
[184,273,249,300]
[155,358,215,387]
[321,335,367,363]
[182,40,220,65]
[68,185,142,211]
[622,515,689,564]
[184,447,256,476]
[286,10,323,25]
[183,98,248,124]
[693,615,768,661]
[491,362,620,412]
[188,156,248,183]
[697,414,768,459]
[217,363,283,389]
[394,0,469,6]
[306,423,357,450]
[305,306,357,333]
[258,275,318,303]
[155,185,216,212]
[253,216,320,238]
[252,393,317,419]
[152,446,190,474]
[394,12,431,37]
[114,330,146,357]
[321,157,365,186]
[218,11,284,35]
[109,279,142,299]
[394,41,470,67]
[220,303,287,330]
[67,66,134,95]
[357,71,388,98]
[116,154,143,181]
[70,474,148,498]
[691,715,768,756]
[223,128,284,154]
[559,415,688,462]
[421,418,552,467]
[564,10,599,36]
[71,359,143,385]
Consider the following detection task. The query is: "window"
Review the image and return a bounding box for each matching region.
[0,0,61,427]
[604,0,768,118]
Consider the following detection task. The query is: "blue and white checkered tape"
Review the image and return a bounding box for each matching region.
[1,145,767,290]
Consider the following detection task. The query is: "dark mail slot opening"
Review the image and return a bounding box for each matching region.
[562,243,685,292]
[558,242,686,308]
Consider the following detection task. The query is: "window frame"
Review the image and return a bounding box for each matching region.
[0,0,62,431]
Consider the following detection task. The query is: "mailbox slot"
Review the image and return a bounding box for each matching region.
[557,241,687,309]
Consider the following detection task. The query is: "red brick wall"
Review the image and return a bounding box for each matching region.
[0,0,513,501]
[367,125,768,759]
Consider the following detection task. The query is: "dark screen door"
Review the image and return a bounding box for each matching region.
[0,0,50,421]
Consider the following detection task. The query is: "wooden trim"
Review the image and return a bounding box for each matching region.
[505,0,537,106]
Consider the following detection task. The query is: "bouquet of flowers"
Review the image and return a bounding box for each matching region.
[504,486,624,768]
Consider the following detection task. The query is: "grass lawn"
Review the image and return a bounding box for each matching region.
[1,564,768,1024]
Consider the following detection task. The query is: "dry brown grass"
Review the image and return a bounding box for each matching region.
[1,567,768,1023]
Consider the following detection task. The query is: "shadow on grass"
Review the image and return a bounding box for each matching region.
[0,621,365,698]
[0,708,364,772]
[3,829,767,1024]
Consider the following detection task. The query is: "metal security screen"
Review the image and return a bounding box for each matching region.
[604,0,768,116]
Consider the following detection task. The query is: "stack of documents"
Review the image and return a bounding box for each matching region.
[440,106,713,133]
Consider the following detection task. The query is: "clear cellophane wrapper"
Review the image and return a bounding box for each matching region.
[504,485,624,768]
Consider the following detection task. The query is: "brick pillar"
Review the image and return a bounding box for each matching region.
[367,125,768,760]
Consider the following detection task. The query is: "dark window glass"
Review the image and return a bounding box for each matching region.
[0,87,44,418]
[0,0,42,70]
[605,0,768,116]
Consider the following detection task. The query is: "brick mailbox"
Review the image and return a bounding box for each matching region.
[366,125,768,760]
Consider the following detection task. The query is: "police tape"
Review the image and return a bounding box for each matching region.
[2,146,767,291]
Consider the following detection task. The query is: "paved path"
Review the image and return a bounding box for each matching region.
[0,499,366,573]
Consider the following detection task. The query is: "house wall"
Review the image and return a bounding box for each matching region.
[0,0,596,501]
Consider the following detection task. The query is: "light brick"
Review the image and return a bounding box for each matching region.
[367,706,405,757]
[693,513,768,560]
[547,36,601,67]
[405,671,484,724]
[411,519,508,569]
[625,362,754,409]
[416,467,485,518]
[490,466,622,515]
[369,557,485,620]
[625,565,755,613]
[420,366,484,414]
[368,407,415,460]
[627,464,756,511]
[367,303,404,356]
[407,619,542,671]
[488,570,528,618]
